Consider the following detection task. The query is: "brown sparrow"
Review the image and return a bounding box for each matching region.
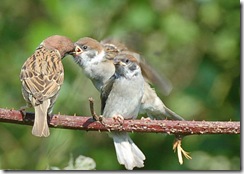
[20,35,75,137]
[101,53,145,170]
[72,37,184,121]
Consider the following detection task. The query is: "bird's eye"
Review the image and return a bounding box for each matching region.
[125,59,130,63]
[82,45,88,50]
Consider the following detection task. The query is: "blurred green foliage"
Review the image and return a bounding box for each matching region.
[0,0,240,170]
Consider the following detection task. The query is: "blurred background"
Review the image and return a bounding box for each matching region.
[0,0,240,170]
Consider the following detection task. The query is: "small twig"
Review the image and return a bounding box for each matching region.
[173,135,192,165]
[88,98,118,131]
[88,97,103,122]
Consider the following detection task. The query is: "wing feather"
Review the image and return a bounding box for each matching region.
[100,75,116,114]
[20,46,64,105]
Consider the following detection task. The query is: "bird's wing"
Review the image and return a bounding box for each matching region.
[100,37,128,51]
[102,43,120,60]
[20,46,64,105]
[100,75,116,114]
[139,57,173,96]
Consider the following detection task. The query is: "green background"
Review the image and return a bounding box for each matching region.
[0,0,240,170]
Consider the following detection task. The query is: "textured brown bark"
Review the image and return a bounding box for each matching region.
[0,108,240,135]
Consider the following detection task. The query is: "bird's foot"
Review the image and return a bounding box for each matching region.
[112,115,124,126]
[19,106,28,120]
[141,116,152,121]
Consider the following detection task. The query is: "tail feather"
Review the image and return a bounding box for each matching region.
[164,106,185,121]
[112,132,145,170]
[32,99,50,137]
[141,83,184,121]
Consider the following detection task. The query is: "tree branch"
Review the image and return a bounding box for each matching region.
[0,108,240,135]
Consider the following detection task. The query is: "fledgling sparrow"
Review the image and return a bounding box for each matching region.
[101,37,173,95]
[20,35,75,137]
[72,37,184,121]
[101,53,145,170]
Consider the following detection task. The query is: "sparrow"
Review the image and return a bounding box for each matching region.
[20,35,75,137]
[101,53,145,170]
[72,37,184,121]
[100,38,172,95]
[101,37,173,95]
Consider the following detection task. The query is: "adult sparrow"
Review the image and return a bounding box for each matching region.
[101,53,145,170]
[20,35,75,137]
[72,37,184,121]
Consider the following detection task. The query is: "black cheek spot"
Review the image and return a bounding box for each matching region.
[87,51,96,58]
[129,64,137,71]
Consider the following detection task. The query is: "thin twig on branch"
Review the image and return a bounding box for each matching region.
[88,97,103,122]
[0,108,240,135]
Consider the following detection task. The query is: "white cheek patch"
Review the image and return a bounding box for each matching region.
[80,51,105,69]
[90,50,105,64]
[120,64,140,79]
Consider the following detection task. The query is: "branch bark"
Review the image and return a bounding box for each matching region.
[0,108,240,135]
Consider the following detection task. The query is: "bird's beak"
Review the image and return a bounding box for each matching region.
[114,59,126,66]
[114,57,127,66]
[67,47,76,56]
[119,61,126,66]
[69,45,83,56]
[113,58,120,65]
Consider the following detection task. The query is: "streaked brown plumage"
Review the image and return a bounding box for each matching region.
[20,35,74,137]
